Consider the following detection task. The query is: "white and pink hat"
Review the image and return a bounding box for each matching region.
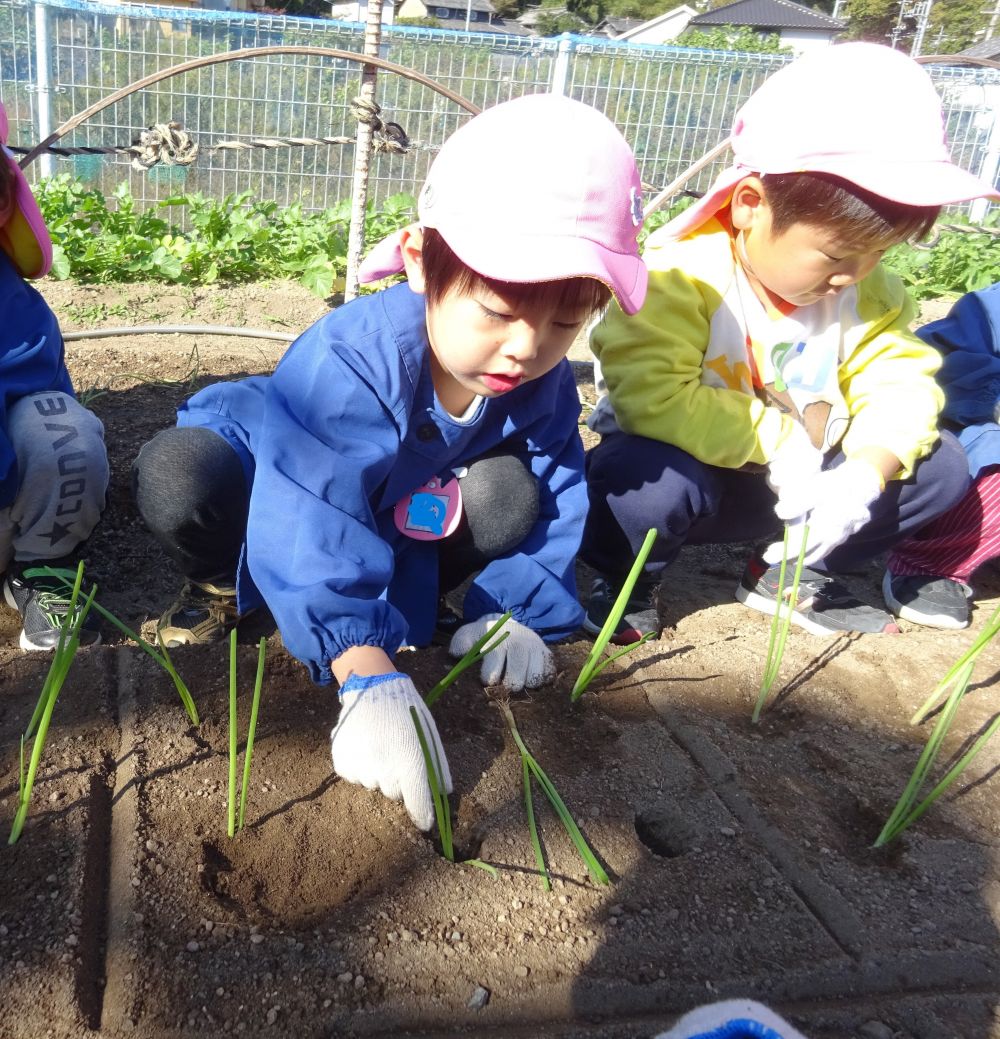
[662,42,1000,241]
[0,102,52,279]
[359,92,648,314]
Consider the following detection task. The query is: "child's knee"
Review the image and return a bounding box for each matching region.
[461,452,538,556]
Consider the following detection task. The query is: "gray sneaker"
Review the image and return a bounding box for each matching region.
[882,571,972,630]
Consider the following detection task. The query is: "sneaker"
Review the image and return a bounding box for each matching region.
[736,553,900,635]
[582,574,661,646]
[158,580,241,647]
[3,562,101,652]
[882,571,972,630]
[432,597,465,646]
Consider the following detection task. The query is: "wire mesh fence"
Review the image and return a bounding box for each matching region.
[1,0,998,219]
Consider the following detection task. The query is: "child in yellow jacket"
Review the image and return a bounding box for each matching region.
[582,42,1000,643]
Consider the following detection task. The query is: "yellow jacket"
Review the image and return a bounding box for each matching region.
[589,219,943,478]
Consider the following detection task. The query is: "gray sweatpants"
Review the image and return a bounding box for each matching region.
[0,391,109,571]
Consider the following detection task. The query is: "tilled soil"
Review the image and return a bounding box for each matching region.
[1,281,998,1039]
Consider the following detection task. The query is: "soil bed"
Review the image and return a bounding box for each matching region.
[1,281,998,1039]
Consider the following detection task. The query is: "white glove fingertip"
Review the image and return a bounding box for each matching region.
[479,652,505,687]
[403,781,437,832]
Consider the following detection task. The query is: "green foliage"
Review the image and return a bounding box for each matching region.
[676,25,792,53]
[396,16,443,27]
[883,216,1000,302]
[35,175,417,298]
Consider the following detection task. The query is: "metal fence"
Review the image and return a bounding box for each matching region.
[2,0,999,219]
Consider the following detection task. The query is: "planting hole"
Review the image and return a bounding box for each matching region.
[634,808,695,858]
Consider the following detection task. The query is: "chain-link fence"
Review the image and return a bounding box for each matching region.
[2,0,998,218]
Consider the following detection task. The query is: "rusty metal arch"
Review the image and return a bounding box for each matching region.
[18,44,481,170]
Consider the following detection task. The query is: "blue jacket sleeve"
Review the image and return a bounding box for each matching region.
[0,257,73,508]
[918,283,1000,427]
[244,326,409,684]
[462,362,587,641]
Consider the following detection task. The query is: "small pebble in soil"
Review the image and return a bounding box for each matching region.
[859,1023,894,1039]
[468,985,490,1010]
[186,941,200,953]
[514,965,529,978]
[719,826,736,837]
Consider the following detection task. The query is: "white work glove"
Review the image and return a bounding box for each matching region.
[763,458,883,567]
[330,671,451,832]
[449,613,555,691]
[766,422,825,519]
[654,999,809,1039]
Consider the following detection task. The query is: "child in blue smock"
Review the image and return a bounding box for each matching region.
[132,94,647,830]
[0,102,108,651]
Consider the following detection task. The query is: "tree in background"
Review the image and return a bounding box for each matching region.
[676,24,791,52]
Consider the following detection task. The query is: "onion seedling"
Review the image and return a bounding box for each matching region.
[40,567,199,725]
[752,523,808,723]
[572,528,658,702]
[909,602,1000,726]
[227,632,268,837]
[498,702,609,888]
[876,605,1000,846]
[237,638,267,832]
[424,611,511,709]
[9,563,96,845]
[410,706,453,861]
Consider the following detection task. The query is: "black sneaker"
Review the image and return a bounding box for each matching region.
[2,562,101,652]
[882,571,972,630]
[583,574,661,646]
[432,597,465,646]
[158,581,241,647]
[736,552,900,635]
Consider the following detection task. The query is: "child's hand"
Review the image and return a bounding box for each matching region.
[767,458,884,565]
[449,614,555,691]
[767,423,824,508]
[330,672,450,831]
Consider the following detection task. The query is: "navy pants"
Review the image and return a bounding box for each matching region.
[132,427,538,589]
[581,430,971,580]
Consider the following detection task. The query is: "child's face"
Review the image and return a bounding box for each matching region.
[424,282,589,415]
[733,182,898,309]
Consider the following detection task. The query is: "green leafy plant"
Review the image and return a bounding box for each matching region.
[40,567,199,725]
[9,564,96,845]
[499,702,609,889]
[227,631,268,837]
[875,604,1000,847]
[752,524,809,723]
[572,528,658,702]
[424,611,511,709]
[35,175,416,298]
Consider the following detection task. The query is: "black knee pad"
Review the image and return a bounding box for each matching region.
[461,452,539,558]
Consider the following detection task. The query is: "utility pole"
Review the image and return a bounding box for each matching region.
[984,0,1000,41]
[909,0,934,56]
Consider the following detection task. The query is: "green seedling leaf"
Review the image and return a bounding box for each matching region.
[238,638,267,832]
[753,523,808,723]
[228,629,238,839]
[9,564,95,844]
[499,703,609,887]
[875,665,971,847]
[410,707,453,861]
[463,859,499,878]
[39,566,199,725]
[424,611,512,708]
[910,603,1000,725]
[572,528,658,701]
[523,755,550,892]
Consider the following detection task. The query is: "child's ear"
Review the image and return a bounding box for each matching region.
[399,225,427,294]
[730,176,767,232]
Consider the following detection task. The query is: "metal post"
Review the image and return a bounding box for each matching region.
[465,0,472,31]
[910,0,934,57]
[344,0,384,302]
[550,34,572,96]
[970,85,1000,224]
[33,0,54,179]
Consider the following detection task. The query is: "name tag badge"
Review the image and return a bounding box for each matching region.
[393,475,462,541]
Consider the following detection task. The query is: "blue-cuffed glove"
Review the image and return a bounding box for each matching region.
[655,999,809,1038]
[330,671,451,831]
[449,614,555,691]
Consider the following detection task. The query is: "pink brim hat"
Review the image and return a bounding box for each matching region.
[358,93,648,315]
[662,43,1000,241]
[0,105,52,279]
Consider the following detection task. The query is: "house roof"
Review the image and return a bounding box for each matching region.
[689,0,845,31]
[599,15,644,33]
[959,37,1000,61]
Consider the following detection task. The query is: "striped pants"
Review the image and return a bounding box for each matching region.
[887,469,1000,583]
